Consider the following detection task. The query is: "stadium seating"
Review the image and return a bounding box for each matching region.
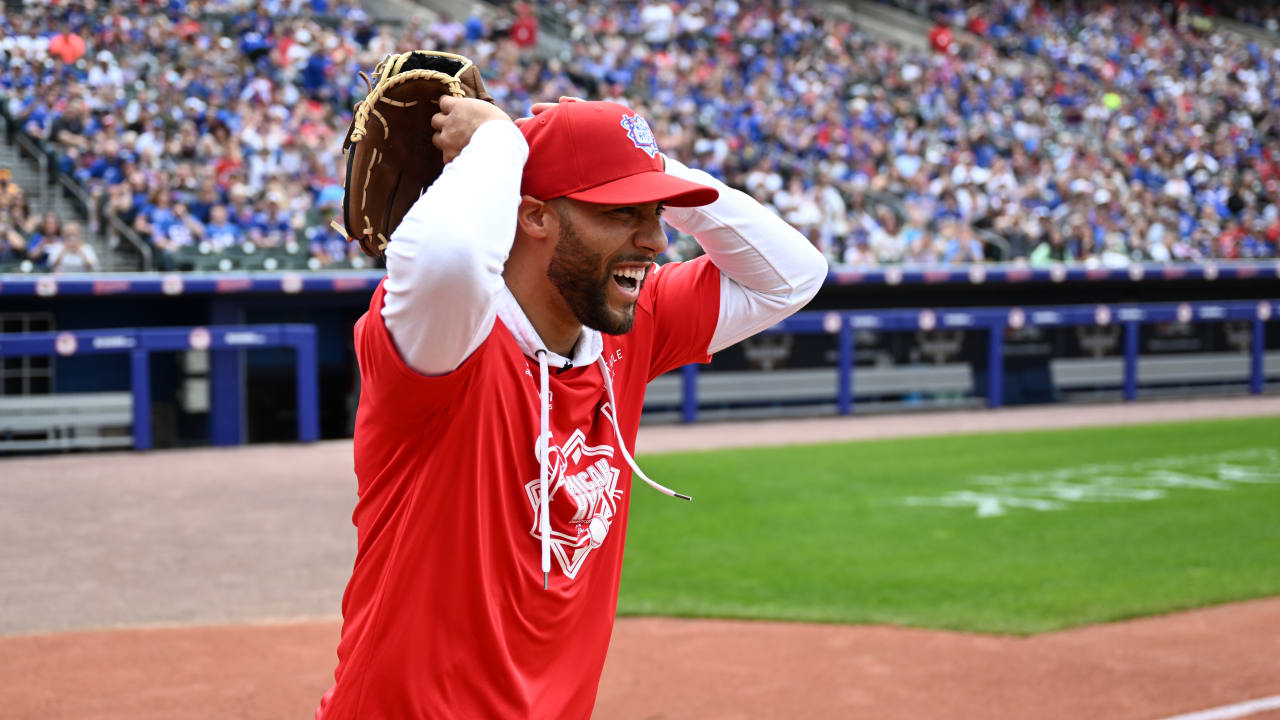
[0,0,1276,272]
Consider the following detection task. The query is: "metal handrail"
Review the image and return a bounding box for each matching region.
[12,132,49,214]
[107,209,153,270]
[976,228,1011,262]
[56,172,89,215]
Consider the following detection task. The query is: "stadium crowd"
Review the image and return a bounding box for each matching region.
[0,0,1277,272]
[0,166,98,272]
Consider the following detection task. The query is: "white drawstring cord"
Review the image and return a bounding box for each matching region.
[536,350,551,590]
[596,356,692,502]
[534,352,690,590]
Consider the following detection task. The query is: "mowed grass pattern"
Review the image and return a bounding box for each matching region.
[619,415,1280,634]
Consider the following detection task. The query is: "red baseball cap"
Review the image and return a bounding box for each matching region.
[519,101,719,207]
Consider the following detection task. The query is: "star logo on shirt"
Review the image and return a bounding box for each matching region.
[524,426,624,579]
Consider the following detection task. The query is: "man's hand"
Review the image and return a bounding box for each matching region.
[431,95,512,164]
[513,96,585,127]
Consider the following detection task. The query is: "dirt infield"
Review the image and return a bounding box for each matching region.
[2,396,1279,719]
[3,599,1279,720]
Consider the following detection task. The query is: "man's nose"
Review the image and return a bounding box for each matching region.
[635,217,668,255]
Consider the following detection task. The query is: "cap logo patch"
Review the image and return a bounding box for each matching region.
[620,114,659,158]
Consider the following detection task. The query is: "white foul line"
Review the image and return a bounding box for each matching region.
[1157,695,1280,720]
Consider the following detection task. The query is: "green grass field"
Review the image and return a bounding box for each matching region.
[620,415,1280,635]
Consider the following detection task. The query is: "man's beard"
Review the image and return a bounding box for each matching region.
[546,220,639,335]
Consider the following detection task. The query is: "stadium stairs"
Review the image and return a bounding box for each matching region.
[833,0,929,51]
[359,0,435,24]
[0,123,117,270]
[1216,17,1279,49]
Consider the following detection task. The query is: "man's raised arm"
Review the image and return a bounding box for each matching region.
[381,100,528,375]
[660,155,829,353]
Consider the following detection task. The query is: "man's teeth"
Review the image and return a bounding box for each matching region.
[615,268,644,283]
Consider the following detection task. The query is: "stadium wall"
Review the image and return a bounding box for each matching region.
[1,267,1278,447]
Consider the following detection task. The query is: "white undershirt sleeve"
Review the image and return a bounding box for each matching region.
[659,156,829,354]
[380,120,529,375]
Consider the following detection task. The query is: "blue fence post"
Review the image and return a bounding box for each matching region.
[130,348,152,451]
[293,328,320,442]
[209,301,244,446]
[837,319,853,416]
[1251,317,1265,395]
[681,364,699,423]
[986,321,1003,409]
[1123,320,1139,401]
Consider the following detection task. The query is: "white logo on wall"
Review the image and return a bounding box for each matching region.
[54,332,77,356]
[162,274,185,296]
[188,327,211,351]
[620,114,659,158]
[1007,307,1025,330]
[1094,304,1112,326]
[281,273,304,294]
[1176,302,1193,324]
[525,426,624,579]
[903,448,1279,518]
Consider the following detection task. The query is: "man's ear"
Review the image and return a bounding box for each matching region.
[516,195,556,241]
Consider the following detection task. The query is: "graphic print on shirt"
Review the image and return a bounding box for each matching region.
[523,418,624,579]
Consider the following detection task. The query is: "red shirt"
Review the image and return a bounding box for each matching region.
[319,258,720,719]
[49,33,86,64]
[510,15,538,48]
[928,24,953,54]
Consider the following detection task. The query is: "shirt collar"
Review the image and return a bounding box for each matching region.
[495,284,603,370]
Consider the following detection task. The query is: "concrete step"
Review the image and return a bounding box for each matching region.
[842,0,1049,74]
[1216,16,1279,48]
[847,0,934,34]
[837,0,929,50]
[357,0,441,24]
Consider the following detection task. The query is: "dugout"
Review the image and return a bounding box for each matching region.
[1,264,1278,448]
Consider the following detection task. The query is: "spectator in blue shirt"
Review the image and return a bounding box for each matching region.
[205,205,244,251]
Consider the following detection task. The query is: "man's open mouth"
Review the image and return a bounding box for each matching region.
[612,266,645,293]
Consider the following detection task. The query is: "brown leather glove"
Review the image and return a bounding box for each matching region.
[335,51,494,258]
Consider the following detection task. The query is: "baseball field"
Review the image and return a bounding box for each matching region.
[623,416,1280,634]
[2,397,1279,719]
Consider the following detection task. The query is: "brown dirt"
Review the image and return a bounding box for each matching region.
[2,601,1278,720]
[2,396,1278,719]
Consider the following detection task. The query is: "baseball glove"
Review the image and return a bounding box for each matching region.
[333,50,494,258]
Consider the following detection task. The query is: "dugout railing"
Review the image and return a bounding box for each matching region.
[0,305,1275,448]
[0,325,318,451]
[657,300,1279,423]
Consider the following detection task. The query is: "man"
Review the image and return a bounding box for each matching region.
[318,95,827,719]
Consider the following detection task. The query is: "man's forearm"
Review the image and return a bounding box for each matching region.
[381,119,529,375]
[660,155,829,353]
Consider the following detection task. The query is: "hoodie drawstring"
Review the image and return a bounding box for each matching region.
[533,352,692,591]
[596,356,692,502]
[535,350,552,590]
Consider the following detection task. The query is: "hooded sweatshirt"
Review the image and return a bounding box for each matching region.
[318,119,826,719]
